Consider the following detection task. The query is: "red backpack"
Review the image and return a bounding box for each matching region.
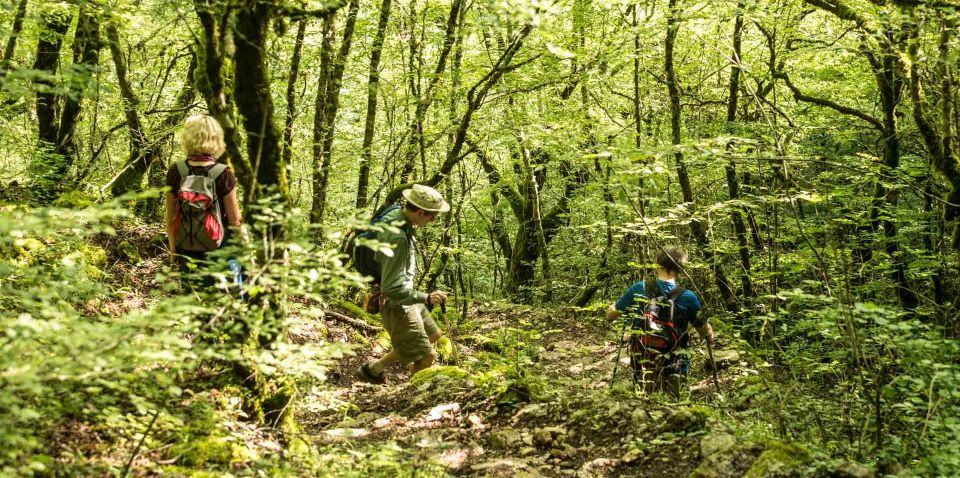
[171,160,226,252]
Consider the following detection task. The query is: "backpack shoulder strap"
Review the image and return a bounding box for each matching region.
[207,163,228,181]
[176,160,189,180]
[666,285,686,302]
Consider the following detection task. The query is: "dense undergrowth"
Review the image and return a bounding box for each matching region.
[1,199,958,477]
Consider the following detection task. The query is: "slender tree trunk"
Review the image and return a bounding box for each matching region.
[400,0,464,183]
[32,9,72,147]
[234,4,288,202]
[310,15,335,224]
[666,0,735,310]
[55,6,101,163]
[313,0,360,225]
[356,0,392,209]
[0,0,28,75]
[724,2,753,308]
[281,20,307,171]
[868,43,918,310]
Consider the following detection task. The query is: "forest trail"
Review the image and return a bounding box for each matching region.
[297,303,751,477]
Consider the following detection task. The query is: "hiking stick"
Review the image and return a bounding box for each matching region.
[705,337,721,394]
[609,317,629,388]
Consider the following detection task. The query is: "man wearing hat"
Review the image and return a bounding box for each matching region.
[359,184,450,383]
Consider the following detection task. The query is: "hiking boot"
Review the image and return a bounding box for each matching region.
[358,363,386,385]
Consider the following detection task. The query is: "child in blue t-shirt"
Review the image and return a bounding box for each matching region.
[607,247,715,398]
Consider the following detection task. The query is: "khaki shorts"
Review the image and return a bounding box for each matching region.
[381,302,440,365]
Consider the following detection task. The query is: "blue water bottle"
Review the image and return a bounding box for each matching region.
[228,259,247,302]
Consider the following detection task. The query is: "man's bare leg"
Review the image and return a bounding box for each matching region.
[367,350,397,376]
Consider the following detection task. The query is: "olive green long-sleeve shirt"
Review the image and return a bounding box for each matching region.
[374,208,429,305]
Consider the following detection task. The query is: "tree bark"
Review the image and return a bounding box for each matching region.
[356,0,393,209]
[904,14,960,248]
[724,2,753,308]
[193,2,255,197]
[666,0,735,311]
[32,8,72,148]
[312,0,360,225]
[0,0,28,75]
[281,20,307,172]
[310,15,335,224]
[234,2,289,202]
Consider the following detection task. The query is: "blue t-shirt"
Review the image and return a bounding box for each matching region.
[615,279,704,349]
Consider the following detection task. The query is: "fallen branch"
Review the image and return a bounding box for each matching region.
[323,309,382,333]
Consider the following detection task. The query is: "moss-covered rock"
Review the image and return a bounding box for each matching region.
[12,237,44,264]
[52,190,95,209]
[743,440,812,478]
[410,365,469,387]
[117,240,141,263]
[170,435,243,467]
[436,336,456,362]
[661,406,710,434]
[688,434,764,478]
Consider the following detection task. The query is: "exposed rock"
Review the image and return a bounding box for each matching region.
[743,441,812,478]
[701,433,737,458]
[470,458,544,477]
[489,428,523,448]
[689,436,763,478]
[661,406,709,433]
[531,426,567,447]
[579,457,619,477]
[829,462,875,478]
[707,349,742,371]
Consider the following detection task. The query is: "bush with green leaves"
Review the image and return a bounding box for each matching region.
[744,289,960,473]
[0,194,358,475]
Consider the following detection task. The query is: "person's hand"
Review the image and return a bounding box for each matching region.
[427,290,448,306]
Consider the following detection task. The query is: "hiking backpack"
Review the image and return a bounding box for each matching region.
[346,204,402,284]
[634,279,687,354]
[172,160,227,253]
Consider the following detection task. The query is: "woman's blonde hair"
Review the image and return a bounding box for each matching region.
[180,115,226,158]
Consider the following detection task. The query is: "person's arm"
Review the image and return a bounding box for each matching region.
[606,304,621,321]
[377,235,429,305]
[223,188,242,227]
[696,323,715,345]
[165,192,178,263]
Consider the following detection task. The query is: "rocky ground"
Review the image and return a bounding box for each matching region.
[291,303,802,478]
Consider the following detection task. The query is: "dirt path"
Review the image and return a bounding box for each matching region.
[299,304,730,477]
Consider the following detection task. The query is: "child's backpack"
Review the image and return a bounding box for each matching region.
[172,161,226,253]
[634,279,687,354]
[346,204,401,284]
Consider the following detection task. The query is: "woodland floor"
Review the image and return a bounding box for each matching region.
[293,303,749,477]
[62,228,762,477]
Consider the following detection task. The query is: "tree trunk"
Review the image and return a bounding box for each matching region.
[0,0,28,74]
[193,2,255,198]
[233,3,289,202]
[281,20,307,172]
[666,0,735,311]
[55,7,101,166]
[313,0,360,225]
[724,2,753,308]
[310,15,335,224]
[32,8,72,147]
[356,0,393,209]
[110,46,197,198]
[399,0,464,183]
